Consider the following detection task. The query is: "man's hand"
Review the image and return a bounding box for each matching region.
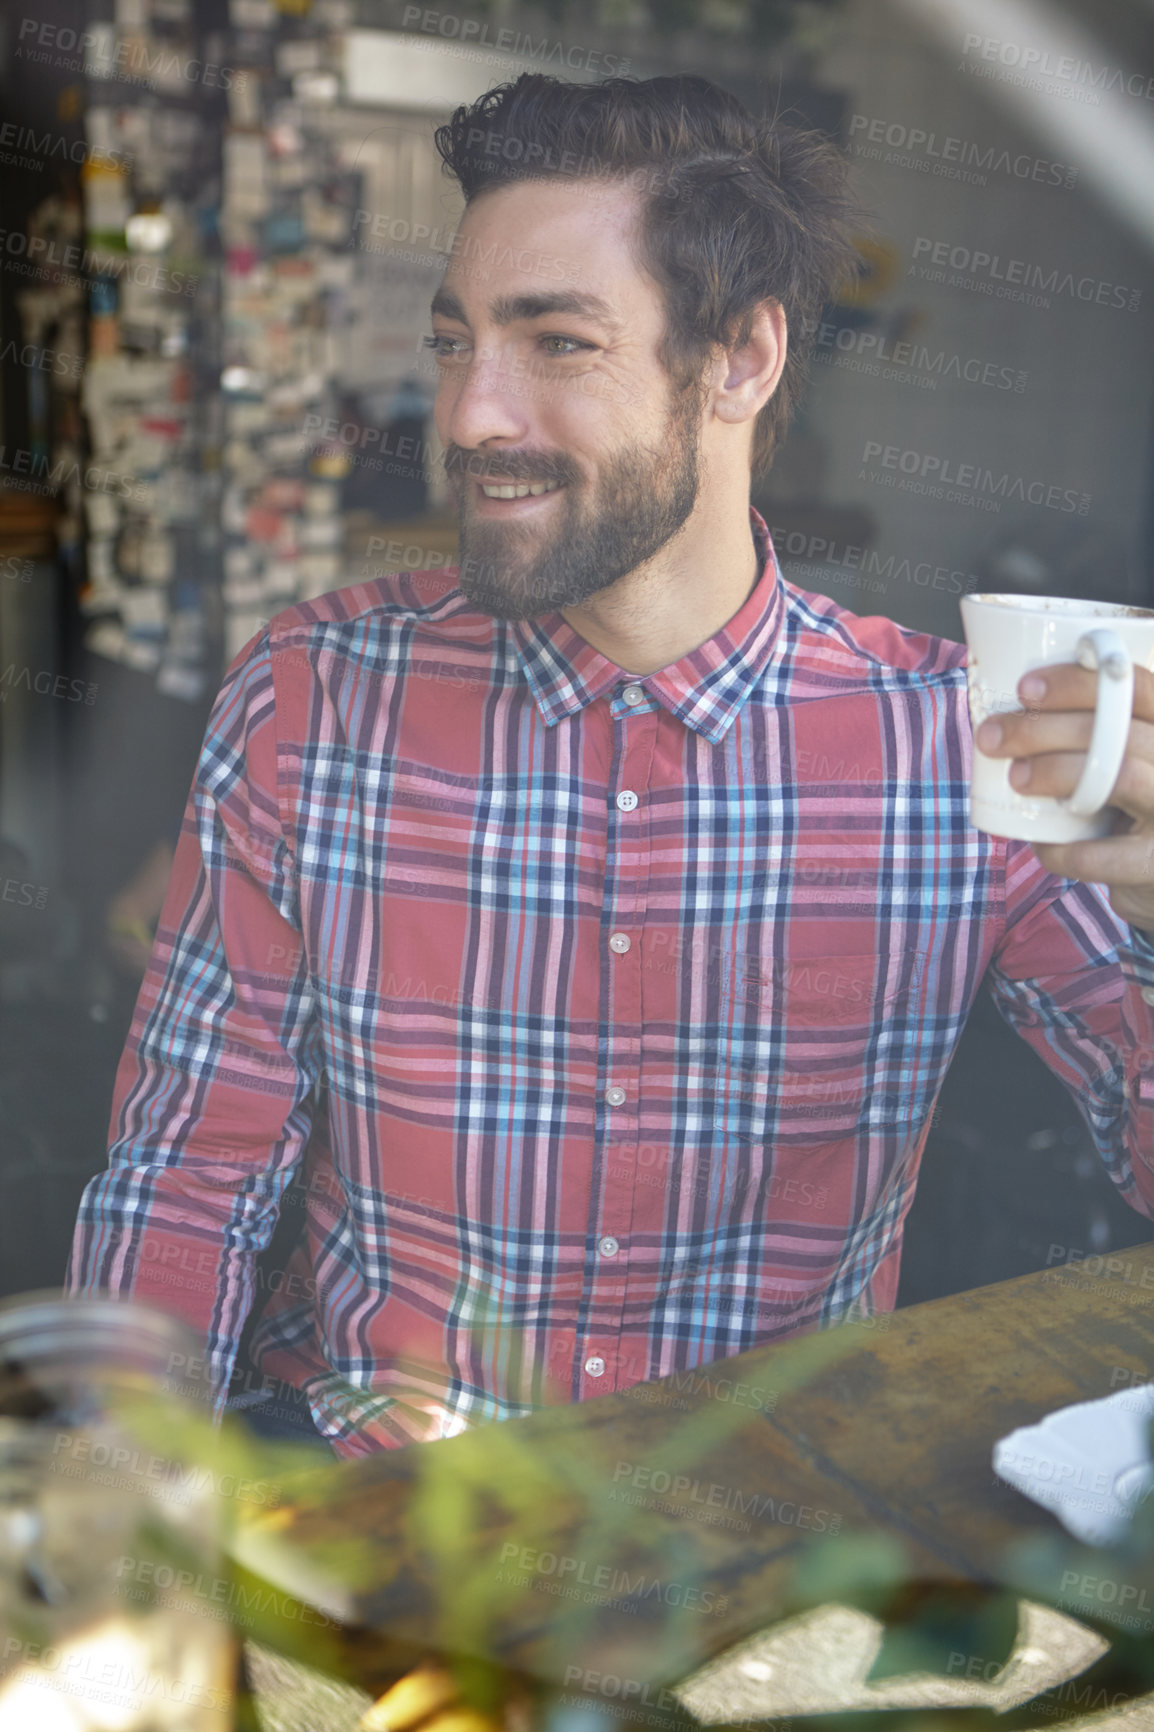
[974,662,1154,934]
[359,1659,533,1732]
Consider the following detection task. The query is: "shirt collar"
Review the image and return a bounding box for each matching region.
[508,507,785,745]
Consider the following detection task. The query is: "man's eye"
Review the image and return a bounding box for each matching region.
[540,335,589,356]
[423,334,468,360]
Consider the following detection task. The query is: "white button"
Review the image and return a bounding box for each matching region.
[609,932,631,954]
[605,1085,626,1107]
[622,684,645,707]
[598,1236,619,1257]
[616,789,639,812]
[584,1356,606,1377]
[1142,987,1154,1006]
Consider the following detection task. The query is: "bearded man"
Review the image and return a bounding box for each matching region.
[70,72,1154,1459]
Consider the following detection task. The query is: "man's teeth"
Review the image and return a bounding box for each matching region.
[480,480,562,499]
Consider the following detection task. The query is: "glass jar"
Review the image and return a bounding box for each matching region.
[0,1292,236,1730]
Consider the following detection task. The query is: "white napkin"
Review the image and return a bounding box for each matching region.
[993,1381,1154,1545]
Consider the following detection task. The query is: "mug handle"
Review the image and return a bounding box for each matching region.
[1060,627,1133,817]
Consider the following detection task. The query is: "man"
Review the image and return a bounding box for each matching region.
[70,71,1154,1461]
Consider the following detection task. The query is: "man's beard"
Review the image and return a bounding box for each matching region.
[445,382,702,623]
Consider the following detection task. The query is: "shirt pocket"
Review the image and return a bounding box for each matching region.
[715,948,924,1142]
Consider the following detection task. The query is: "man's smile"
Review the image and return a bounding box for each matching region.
[472,476,568,511]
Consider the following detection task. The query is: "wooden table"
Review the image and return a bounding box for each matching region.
[251,1246,1154,1704]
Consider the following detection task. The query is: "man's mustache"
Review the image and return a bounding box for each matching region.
[443,445,580,487]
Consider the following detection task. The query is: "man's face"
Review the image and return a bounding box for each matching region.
[428,177,705,622]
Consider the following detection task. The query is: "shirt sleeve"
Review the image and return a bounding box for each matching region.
[985,837,1154,1217]
[67,632,320,1409]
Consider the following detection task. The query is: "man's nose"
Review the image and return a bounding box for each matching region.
[441,346,530,453]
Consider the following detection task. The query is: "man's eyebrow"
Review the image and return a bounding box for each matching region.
[492,290,618,327]
[430,286,468,323]
[430,286,619,329]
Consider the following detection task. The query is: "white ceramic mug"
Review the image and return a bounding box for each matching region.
[960,593,1154,844]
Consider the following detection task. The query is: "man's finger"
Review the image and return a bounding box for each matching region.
[1010,748,1154,822]
[1016,660,1154,725]
[1015,662,1097,711]
[980,711,1094,759]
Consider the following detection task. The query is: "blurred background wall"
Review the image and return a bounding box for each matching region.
[2,0,1153,1300]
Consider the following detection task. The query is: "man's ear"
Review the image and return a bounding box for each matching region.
[711,301,787,427]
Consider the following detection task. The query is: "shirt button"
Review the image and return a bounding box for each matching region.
[598,1236,619,1257]
[616,789,639,812]
[584,1356,606,1377]
[1142,987,1154,1006]
[609,932,631,954]
[622,684,645,707]
[605,1085,626,1107]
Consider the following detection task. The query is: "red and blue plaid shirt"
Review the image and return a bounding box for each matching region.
[69,512,1154,1456]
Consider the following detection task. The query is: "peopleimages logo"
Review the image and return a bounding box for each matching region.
[770,525,980,598]
[909,236,1141,312]
[860,440,1091,516]
[15,18,240,90]
[946,1649,1129,1713]
[0,445,143,502]
[562,1669,683,1715]
[0,119,131,172]
[1,1634,233,1716]
[813,320,1026,393]
[2,878,48,909]
[961,32,1154,105]
[0,229,197,297]
[0,666,98,705]
[496,1542,728,1614]
[610,1461,841,1534]
[112,1558,335,1632]
[354,213,572,285]
[401,6,630,75]
[0,339,85,381]
[51,1434,277,1508]
[848,114,1077,189]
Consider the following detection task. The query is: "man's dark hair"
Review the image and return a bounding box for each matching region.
[434,73,861,477]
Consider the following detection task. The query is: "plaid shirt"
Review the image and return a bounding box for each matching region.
[70,511,1154,1457]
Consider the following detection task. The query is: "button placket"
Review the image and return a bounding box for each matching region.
[596,708,659,1394]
